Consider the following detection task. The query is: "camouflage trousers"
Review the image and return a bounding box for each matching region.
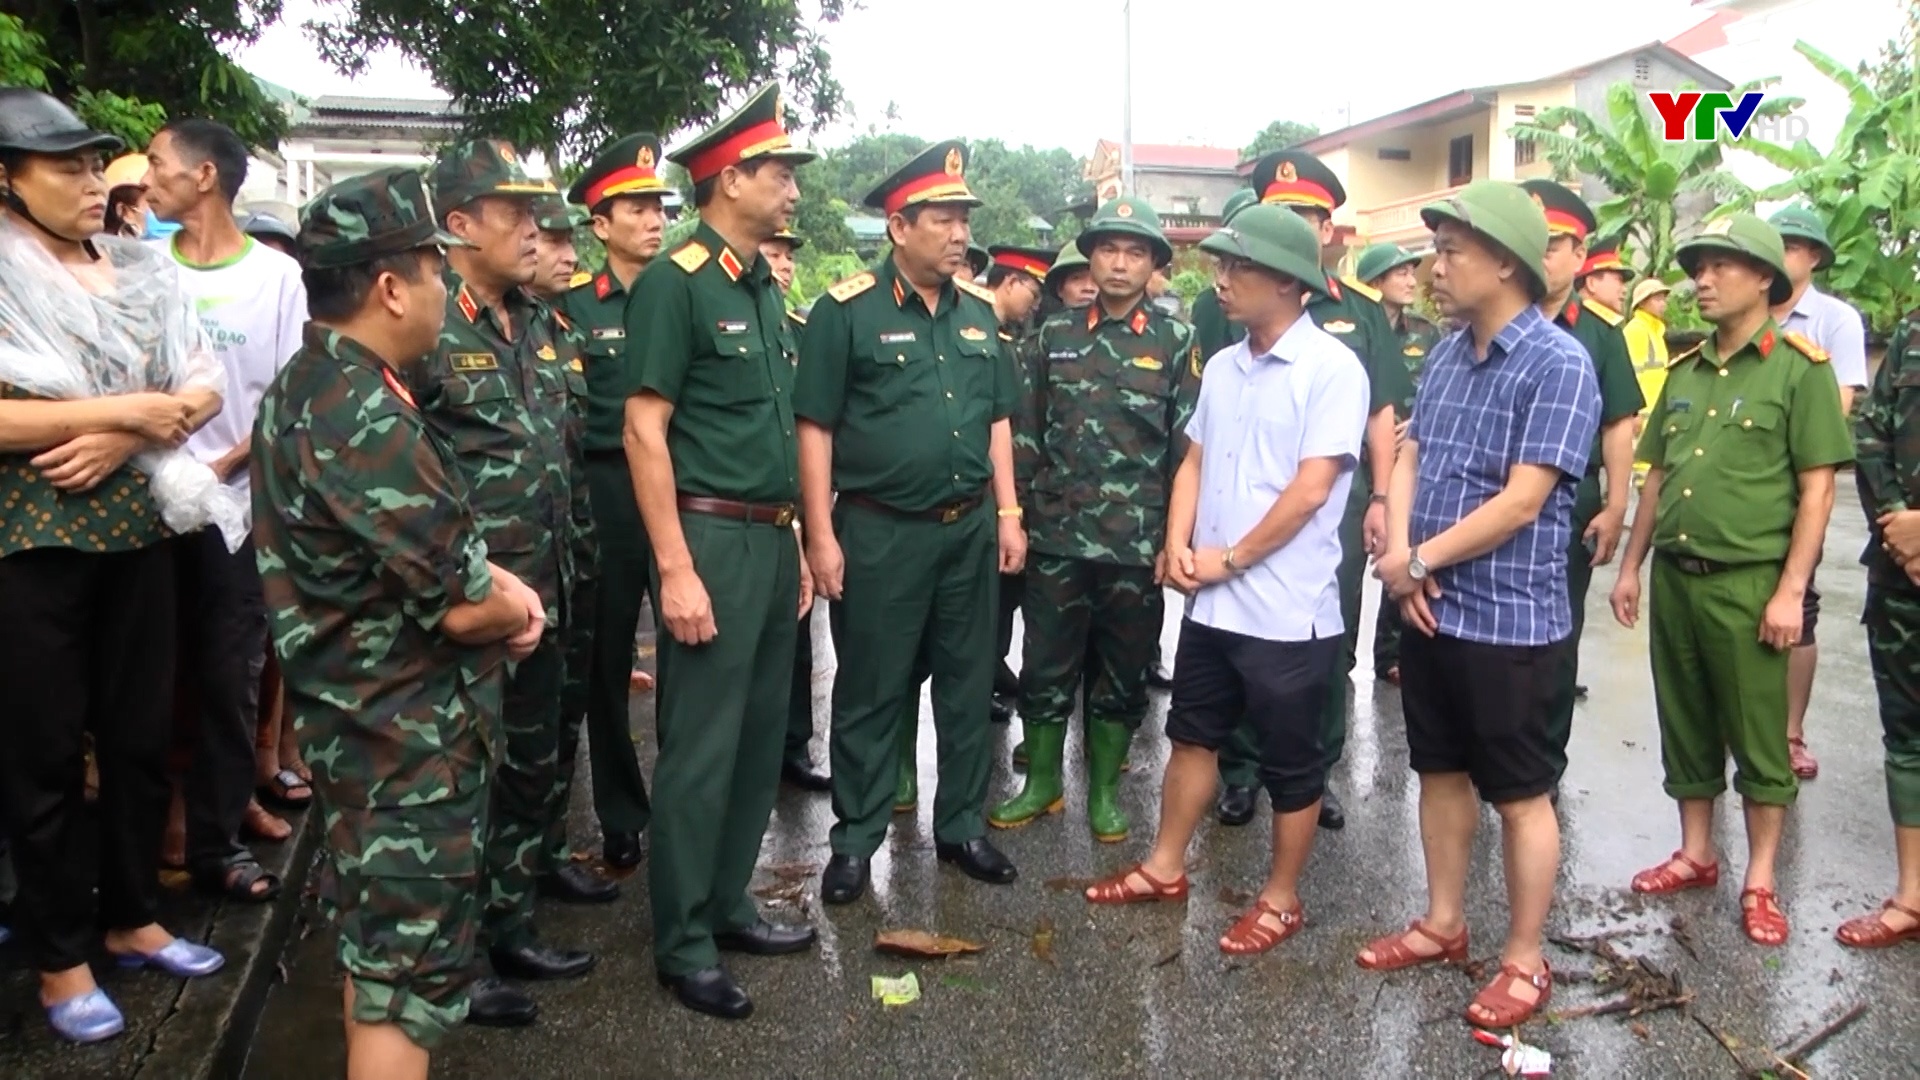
[546,574,596,869]
[1018,554,1162,731]
[484,634,566,950]
[1864,585,1920,827]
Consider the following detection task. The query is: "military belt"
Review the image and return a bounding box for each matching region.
[841,489,985,525]
[1658,551,1734,576]
[676,492,797,528]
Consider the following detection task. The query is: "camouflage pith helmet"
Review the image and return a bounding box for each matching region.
[1220,188,1258,225]
[1044,239,1090,295]
[1354,241,1421,286]
[1199,204,1323,287]
[1076,195,1173,268]
[1767,205,1833,270]
[1420,180,1550,302]
[1677,212,1793,306]
[299,165,468,270]
[531,193,576,232]
[429,139,555,217]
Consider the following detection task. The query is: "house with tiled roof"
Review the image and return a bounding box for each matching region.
[1083,139,1245,243]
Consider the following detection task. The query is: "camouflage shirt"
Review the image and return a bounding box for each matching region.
[1857,314,1920,590]
[252,324,502,807]
[1018,300,1198,566]
[548,304,596,593]
[1390,308,1444,400]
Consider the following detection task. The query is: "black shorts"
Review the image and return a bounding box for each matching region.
[1166,619,1339,813]
[1798,573,1820,647]
[1399,631,1567,803]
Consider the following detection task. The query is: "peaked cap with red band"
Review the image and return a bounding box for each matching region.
[1249,150,1346,212]
[1577,242,1633,281]
[1518,180,1597,241]
[864,139,983,216]
[989,245,1055,281]
[667,83,816,186]
[569,132,671,208]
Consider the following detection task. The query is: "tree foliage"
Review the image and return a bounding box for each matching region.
[304,0,847,165]
[1241,119,1319,160]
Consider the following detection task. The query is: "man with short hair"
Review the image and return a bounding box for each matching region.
[528,195,579,301]
[797,140,1027,905]
[1767,204,1870,781]
[1364,180,1600,1028]
[143,117,308,902]
[1577,242,1632,325]
[1608,213,1852,948]
[1041,241,1098,316]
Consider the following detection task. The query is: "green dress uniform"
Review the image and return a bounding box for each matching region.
[1855,314,1920,828]
[416,140,579,953]
[560,132,675,849]
[1636,214,1852,806]
[795,140,1017,862]
[784,305,823,773]
[251,169,495,1049]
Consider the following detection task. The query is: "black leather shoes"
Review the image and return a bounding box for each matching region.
[716,918,817,956]
[989,697,1014,724]
[602,830,644,869]
[781,760,831,792]
[466,977,538,1027]
[537,863,619,904]
[1318,787,1346,831]
[490,942,597,981]
[821,854,870,905]
[657,965,752,1020]
[1216,785,1257,827]
[935,837,1016,885]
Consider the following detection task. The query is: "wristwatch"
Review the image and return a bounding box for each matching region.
[1408,547,1428,581]
[1223,546,1242,574]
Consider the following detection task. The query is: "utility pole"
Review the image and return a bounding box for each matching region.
[1120,0,1134,196]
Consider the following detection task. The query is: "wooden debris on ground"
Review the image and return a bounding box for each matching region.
[872,929,985,959]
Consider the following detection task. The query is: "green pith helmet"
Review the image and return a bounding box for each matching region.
[1766,205,1834,270]
[1199,204,1324,287]
[429,139,555,217]
[1076,195,1173,268]
[1677,212,1793,306]
[1355,242,1421,286]
[1221,188,1259,225]
[1420,180,1550,301]
[299,165,467,270]
[1044,239,1090,296]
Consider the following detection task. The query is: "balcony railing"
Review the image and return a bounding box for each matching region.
[1355,183,1468,243]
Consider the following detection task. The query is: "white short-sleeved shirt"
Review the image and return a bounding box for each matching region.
[1184,313,1370,642]
[1781,285,1868,389]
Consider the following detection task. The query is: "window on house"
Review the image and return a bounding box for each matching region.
[1448,134,1473,186]
[1512,104,1536,118]
[1514,139,1538,167]
[1376,147,1412,161]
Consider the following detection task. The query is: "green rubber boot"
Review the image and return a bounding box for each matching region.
[1086,719,1132,843]
[894,711,918,813]
[989,724,1066,828]
[1011,741,1028,770]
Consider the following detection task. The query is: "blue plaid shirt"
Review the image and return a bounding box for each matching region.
[1408,305,1600,646]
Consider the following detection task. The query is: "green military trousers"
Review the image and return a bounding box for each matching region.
[547,569,595,869]
[647,511,799,976]
[1649,555,1795,805]
[580,455,653,836]
[827,500,997,857]
[1864,586,1920,827]
[484,634,565,950]
[1019,555,1161,730]
[1544,470,1604,761]
[787,604,819,769]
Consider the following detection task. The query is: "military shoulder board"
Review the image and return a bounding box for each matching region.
[953,277,996,305]
[670,242,710,274]
[1340,275,1381,303]
[827,272,877,303]
[1780,330,1829,363]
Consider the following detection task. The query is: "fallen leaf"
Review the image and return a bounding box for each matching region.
[762,862,821,882]
[874,929,985,958]
[1630,1022,1650,1041]
[1032,916,1056,965]
[754,880,807,905]
[1044,876,1093,892]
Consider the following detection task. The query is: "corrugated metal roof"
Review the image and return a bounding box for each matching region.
[310,95,459,117]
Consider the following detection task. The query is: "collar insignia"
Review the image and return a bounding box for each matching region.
[456,284,480,324]
[381,367,417,409]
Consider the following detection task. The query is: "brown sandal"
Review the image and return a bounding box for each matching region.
[1835,900,1920,949]
[1741,887,1789,946]
[1084,863,1189,905]
[1466,960,1552,1028]
[1787,737,1819,780]
[1356,919,1469,971]
[1219,899,1304,955]
[1630,850,1719,894]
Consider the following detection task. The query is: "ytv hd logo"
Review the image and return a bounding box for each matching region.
[1647,91,1808,142]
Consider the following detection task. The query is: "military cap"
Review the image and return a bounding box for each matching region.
[1248,150,1345,212]
[1767,205,1833,269]
[430,139,555,216]
[668,83,816,186]
[299,165,467,270]
[1676,212,1793,306]
[864,139,982,215]
[767,227,805,250]
[1517,180,1597,241]
[1355,242,1421,285]
[1043,239,1089,295]
[1076,195,1174,268]
[531,193,578,232]
[1577,242,1633,281]
[1200,204,1323,287]
[1629,277,1671,311]
[568,132,670,208]
[1420,180,1550,301]
[966,243,991,278]
[989,244,1054,281]
[1220,188,1259,225]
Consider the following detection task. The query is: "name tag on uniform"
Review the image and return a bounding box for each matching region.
[716,320,749,335]
[1323,320,1357,334]
[1669,398,1692,413]
[450,352,498,372]
[880,331,917,345]
[1048,349,1081,360]
[537,344,558,361]
[1129,357,1164,371]
[959,326,988,341]
[591,327,626,341]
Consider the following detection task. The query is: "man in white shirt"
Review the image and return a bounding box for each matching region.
[145,118,307,900]
[1083,206,1367,958]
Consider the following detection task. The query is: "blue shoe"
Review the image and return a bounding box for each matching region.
[46,989,126,1043]
[113,938,225,977]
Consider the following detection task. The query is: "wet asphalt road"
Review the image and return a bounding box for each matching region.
[242,505,1915,1079]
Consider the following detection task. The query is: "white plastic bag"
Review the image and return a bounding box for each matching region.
[0,221,246,550]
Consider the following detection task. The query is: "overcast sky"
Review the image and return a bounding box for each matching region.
[237,0,1791,154]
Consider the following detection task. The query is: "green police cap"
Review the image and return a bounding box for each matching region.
[1767,204,1833,270]
[531,194,576,232]
[568,132,670,208]
[667,83,816,185]
[299,165,468,271]
[1676,212,1794,306]
[966,243,990,277]
[865,138,982,214]
[1077,195,1173,268]
[1220,188,1259,225]
[1199,204,1324,288]
[1354,242,1421,286]
[1044,239,1089,295]
[1420,180,1551,302]
[430,139,555,218]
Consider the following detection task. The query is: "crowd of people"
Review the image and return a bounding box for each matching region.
[0,74,1915,1080]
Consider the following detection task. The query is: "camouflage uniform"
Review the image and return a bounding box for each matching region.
[1855,314,1920,828]
[545,306,598,870]
[1371,305,1444,676]
[251,167,496,1048]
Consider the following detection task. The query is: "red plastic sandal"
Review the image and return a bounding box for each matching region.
[1084,864,1189,905]
[1630,851,1719,894]
[1356,919,1469,971]
[1835,900,1920,949]
[1466,961,1553,1028]
[1219,900,1304,955]
[1741,887,1789,947]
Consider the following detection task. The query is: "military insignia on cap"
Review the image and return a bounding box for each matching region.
[1703,217,1734,236]
[1279,161,1297,182]
[636,145,655,170]
[497,141,517,163]
[944,148,964,177]
[1116,202,1133,218]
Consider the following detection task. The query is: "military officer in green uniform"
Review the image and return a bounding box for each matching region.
[622,84,819,1020]
[797,139,1027,905]
[1211,150,1413,831]
[562,132,672,870]
[990,195,1195,842]
[1041,239,1097,317]
[1577,242,1633,327]
[254,166,546,1074]
[1519,181,1644,772]
[1608,212,1852,947]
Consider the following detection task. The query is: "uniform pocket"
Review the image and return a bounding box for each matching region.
[1659,410,1702,470]
[1718,401,1783,475]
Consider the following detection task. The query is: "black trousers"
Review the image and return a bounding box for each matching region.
[0,542,177,972]
[177,529,268,870]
